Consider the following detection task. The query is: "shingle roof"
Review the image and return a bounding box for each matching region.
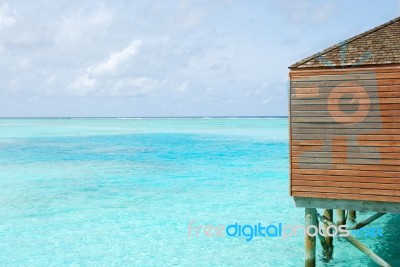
[290,16,400,69]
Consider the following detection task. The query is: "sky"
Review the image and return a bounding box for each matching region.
[0,0,399,117]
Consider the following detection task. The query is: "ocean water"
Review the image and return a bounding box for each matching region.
[0,118,398,266]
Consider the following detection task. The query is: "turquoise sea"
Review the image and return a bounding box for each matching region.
[0,118,398,266]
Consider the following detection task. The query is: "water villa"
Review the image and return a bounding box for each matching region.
[289,16,400,266]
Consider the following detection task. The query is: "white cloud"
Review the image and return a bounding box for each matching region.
[0,3,16,29]
[90,40,142,76]
[68,39,142,96]
[279,0,337,25]
[68,74,96,95]
[175,80,190,92]
[0,1,295,116]
[111,77,165,97]
[56,4,113,42]
[167,3,206,31]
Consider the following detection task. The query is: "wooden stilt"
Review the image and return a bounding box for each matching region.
[305,208,317,267]
[322,209,333,258]
[316,221,331,259]
[348,210,356,221]
[336,209,346,226]
[317,213,391,267]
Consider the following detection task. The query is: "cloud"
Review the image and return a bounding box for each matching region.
[262,98,270,105]
[0,1,293,116]
[68,39,142,96]
[279,0,337,25]
[166,2,206,31]
[90,40,141,77]
[68,74,96,95]
[111,77,165,97]
[175,80,190,92]
[56,3,113,42]
[0,3,16,30]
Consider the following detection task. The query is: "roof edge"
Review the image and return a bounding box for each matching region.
[289,16,400,69]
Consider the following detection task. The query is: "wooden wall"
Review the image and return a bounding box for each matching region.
[290,65,400,203]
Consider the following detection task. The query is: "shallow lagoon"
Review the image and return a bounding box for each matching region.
[0,118,398,266]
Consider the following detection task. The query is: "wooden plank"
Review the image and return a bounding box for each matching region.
[290,110,400,117]
[292,150,400,159]
[292,180,400,190]
[292,140,400,146]
[291,117,388,123]
[291,73,400,82]
[291,145,400,153]
[290,71,400,79]
[291,128,400,135]
[377,72,400,79]
[291,122,398,129]
[290,66,400,77]
[291,134,400,141]
[293,197,400,213]
[293,85,400,94]
[291,117,385,123]
[292,78,400,88]
[292,116,399,124]
[292,174,400,183]
[292,191,400,203]
[291,103,400,111]
[357,134,400,141]
[292,73,379,82]
[291,91,400,99]
[291,162,400,172]
[292,156,400,165]
[292,168,400,178]
[292,185,400,197]
[292,98,400,105]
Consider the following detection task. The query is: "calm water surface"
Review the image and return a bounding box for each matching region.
[0,118,398,266]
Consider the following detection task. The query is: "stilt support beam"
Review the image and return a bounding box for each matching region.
[347,213,385,230]
[305,208,317,267]
[318,213,391,267]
